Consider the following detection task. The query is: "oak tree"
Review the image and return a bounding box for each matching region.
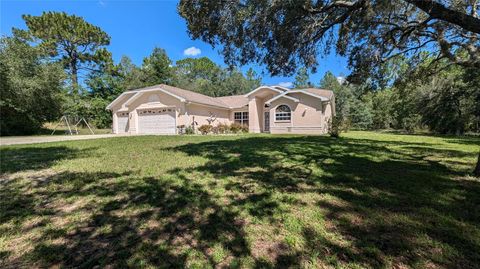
[178,0,480,80]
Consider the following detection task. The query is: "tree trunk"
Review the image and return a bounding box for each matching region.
[474,151,480,177]
[71,62,78,94]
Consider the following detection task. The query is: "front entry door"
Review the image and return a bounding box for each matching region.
[264,111,270,132]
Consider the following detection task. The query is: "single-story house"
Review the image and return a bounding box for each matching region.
[106,84,335,135]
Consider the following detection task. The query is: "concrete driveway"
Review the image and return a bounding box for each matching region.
[0,134,125,146]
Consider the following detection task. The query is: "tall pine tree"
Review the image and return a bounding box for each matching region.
[16,12,111,95]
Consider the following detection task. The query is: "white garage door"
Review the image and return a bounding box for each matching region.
[138,108,176,134]
[116,112,129,133]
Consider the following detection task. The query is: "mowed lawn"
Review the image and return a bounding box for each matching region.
[1,132,479,268]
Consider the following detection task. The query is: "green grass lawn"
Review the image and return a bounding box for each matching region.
[1,131,479,268]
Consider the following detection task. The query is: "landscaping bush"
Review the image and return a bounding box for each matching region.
[185,126,194,135]
[198,124,212,135]
[217,123,229,134]
[328,116,342,138]
[229,123,243,133]
[240,125,249,133]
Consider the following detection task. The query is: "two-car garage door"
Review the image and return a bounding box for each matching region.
[137,108,176,134]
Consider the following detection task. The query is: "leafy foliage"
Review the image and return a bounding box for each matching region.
[185,125,195,134]
[0,36,65,135]
[319,58,479,134]
[293,67,311,88]
[141,47,173,86]
[179,0,480,79]
[16,12,111,93]
[417,66,479,134]
[328,115,342,137]
[198,124,213,135]
[173,57,261,96]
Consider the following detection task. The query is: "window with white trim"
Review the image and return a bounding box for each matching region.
[275,105,291,121]
[234,112,249,126]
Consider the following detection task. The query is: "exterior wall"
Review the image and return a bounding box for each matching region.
[248,97,265,133]
[269,94,328,134]
[110,93,136,133]
[323,101,333,123]
[184,103,230,129]
[112,112,118,133]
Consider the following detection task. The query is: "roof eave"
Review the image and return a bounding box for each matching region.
[289,90,330,101]
[245,86,283,97]
[123,87,187,107]
[186,101,231,110]
[265,93,300,104]
[106,91,137,110]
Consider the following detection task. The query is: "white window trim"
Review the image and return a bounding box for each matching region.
[234,111,249,125]
[275,104,292,122]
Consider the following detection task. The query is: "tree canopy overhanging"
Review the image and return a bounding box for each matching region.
[178,0,480,79]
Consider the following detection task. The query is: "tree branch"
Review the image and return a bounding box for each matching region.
[405,0,480,33]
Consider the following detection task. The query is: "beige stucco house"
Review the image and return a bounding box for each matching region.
[106,84,335,135]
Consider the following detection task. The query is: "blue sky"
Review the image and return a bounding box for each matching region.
[0,0,350,87]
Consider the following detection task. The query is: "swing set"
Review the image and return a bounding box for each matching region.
[51,115,95,135]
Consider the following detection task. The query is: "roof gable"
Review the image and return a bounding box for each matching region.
[107,84,232,110]
[245,86,283,97]
[107,85,334,111]
[264,88,333,104]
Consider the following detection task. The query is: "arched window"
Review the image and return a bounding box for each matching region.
[275,105,291,121]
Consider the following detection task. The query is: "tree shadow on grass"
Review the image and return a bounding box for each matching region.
[1,135,479,268]
[170,136,480,268]
[0,146,96,174]
[1,170,252,268]
[442,137,480,146]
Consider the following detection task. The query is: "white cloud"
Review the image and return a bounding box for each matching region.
[278,82,293,88]
[183,46,201,56]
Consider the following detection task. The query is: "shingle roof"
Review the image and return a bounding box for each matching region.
[159,84,231,108]
[117,85,333,111]
[300,88,334,99]
[130,84,231,109]
[214,95,249,108]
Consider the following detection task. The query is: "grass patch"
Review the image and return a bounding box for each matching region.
[1,131,479,268]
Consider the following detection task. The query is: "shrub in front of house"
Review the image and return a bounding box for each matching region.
[185,126,195,134]
[198,124,213,135]
[328,116,342,138]
[217,123,229,134]
[229,123,244,134]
